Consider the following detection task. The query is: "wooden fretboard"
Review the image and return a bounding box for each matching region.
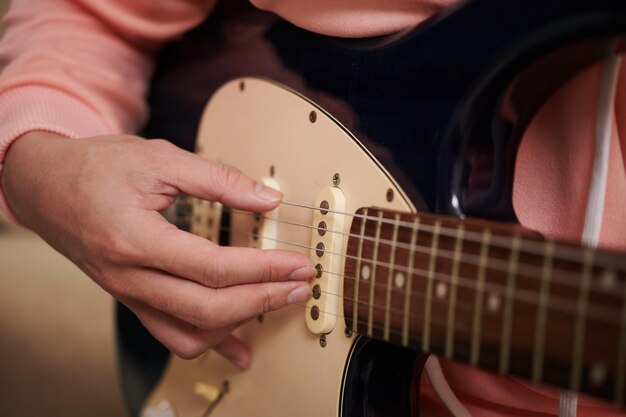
[343,207,626,404]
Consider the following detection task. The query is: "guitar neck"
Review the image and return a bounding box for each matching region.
[343,207,626,404]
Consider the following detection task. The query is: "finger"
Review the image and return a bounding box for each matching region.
[157,145,282,212]
[213,335,251,370]
[118,266,311,330]
[124,299,234,360]
[136,214,315,287]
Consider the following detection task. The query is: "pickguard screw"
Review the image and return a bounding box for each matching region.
[309,110,317,123]
[332,173,340,186]
[344,327,353,338]
[386,188,394,202]
[319,334,327,348]
[311,305,320,320]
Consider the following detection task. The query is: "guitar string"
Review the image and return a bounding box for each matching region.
[185,220,626,319]
[175,217,624,365]
[176,202,626,295]
[179,198,626,269]
[227,208,625,295]
[280,200,624,268]
[179,213,626,299]
[197,224,623,324]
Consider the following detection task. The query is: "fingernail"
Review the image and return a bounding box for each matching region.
[289,266,315,281]
[255,183,283,202]
[287,285,312,304]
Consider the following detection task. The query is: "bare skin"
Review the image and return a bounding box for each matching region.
[1,131,314,368]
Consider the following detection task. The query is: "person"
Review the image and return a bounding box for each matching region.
[0,1,624,416]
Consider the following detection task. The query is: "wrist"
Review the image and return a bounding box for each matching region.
[1,131,70,226]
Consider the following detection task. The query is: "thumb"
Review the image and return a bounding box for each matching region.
[162,146,282,212]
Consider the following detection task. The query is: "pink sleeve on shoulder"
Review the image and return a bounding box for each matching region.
[0,0,217,219]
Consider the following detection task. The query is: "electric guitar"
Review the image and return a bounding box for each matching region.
[118,1,626,416]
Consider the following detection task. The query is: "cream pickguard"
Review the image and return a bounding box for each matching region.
[141,78,416,416]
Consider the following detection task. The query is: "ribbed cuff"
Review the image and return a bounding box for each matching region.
[0,86,111,223]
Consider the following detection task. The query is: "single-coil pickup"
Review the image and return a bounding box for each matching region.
[306,187,346,334]
[190,198,222,244]
[250,177,280,250]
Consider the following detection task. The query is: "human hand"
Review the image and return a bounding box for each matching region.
[1,132,314,368]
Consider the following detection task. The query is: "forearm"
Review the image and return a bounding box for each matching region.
[0,0,217,220]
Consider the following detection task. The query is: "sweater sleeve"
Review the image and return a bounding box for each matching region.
[0,0,217,219]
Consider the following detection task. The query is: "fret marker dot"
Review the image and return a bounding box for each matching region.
[394,272,405,288]
[589,362,607,387]
[435,282,447,299]
[487,294,501,313]
[600,270,617,291]
[362,265,371,280]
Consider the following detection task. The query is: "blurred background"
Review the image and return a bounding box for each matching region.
[0,2,130,416]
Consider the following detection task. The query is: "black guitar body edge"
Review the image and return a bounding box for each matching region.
[116,1,626,415]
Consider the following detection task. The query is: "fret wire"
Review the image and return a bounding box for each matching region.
[367,210,384,337]
[275,201,626,270]
[423,221,440,352]
[471,229,491,366]
[616,276,626,403]
[383,214,401,341]
[402,217,419,347]
[571,249,594,391]
[352,208,368,334]
[500,234,520,374]
[221,226,624,323]
[216,211,626,296]
[445,224,465,359]
[533,241,555,382]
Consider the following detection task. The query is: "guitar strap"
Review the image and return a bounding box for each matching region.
[559,44,623,417]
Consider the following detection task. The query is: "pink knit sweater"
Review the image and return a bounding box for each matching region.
[0,1,624,416]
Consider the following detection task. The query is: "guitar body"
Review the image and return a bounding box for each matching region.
[143,78,417,416]
[118,0,626,415]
